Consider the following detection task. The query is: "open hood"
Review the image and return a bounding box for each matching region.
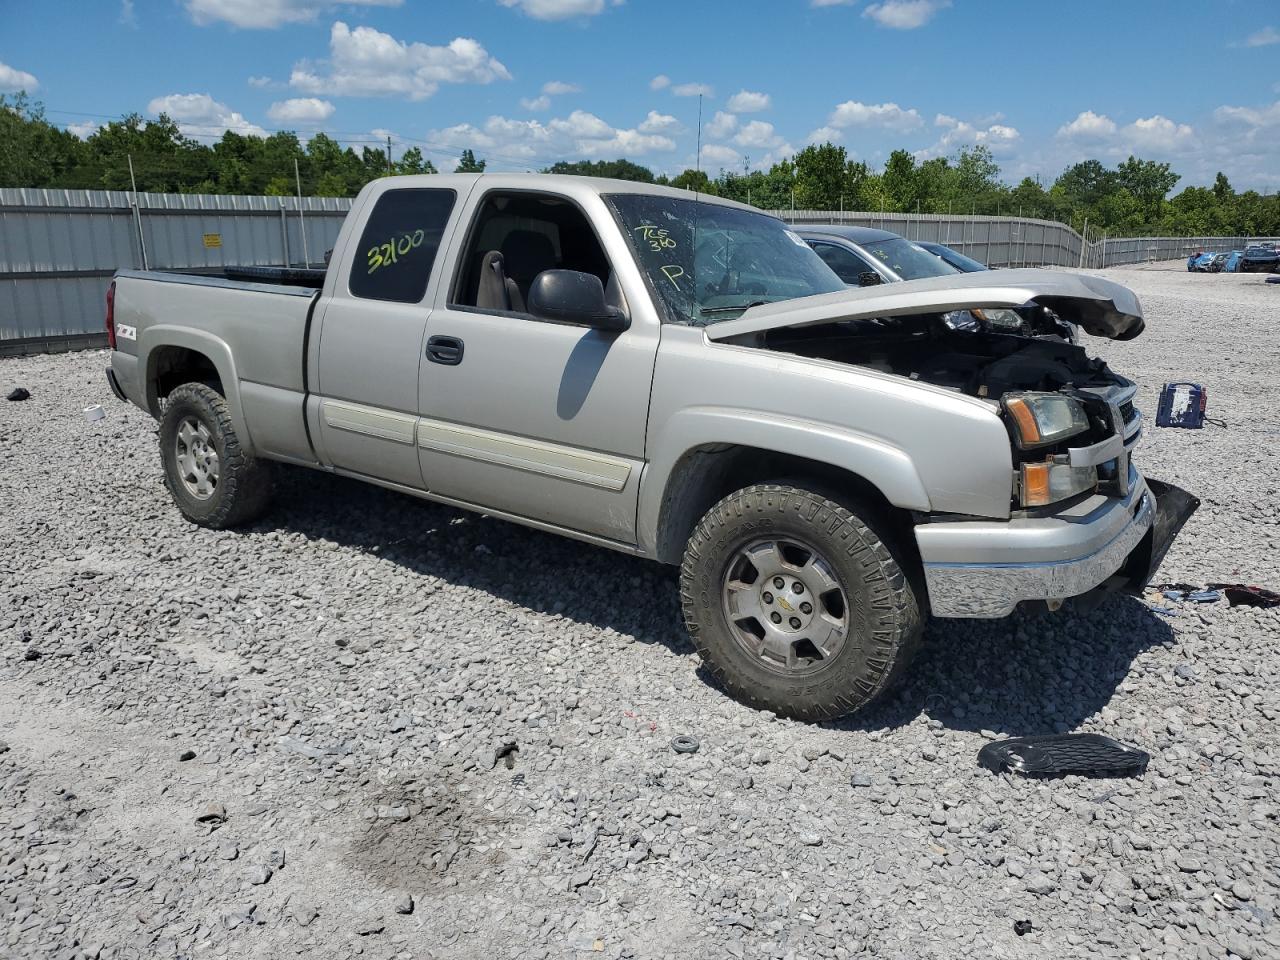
[704,269,1145,343]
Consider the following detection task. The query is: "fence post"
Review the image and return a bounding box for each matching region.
[1078,218,1088,268]
[279,199,291,266]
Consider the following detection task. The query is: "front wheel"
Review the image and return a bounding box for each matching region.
[159,382,272,529]
[680,483,923,721]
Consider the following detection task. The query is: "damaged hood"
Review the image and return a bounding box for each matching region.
[704,268,1145,342]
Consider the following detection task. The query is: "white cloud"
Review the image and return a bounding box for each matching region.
[120,0,136,25]
[918,114,1021,158]
[247,75,274,88]
[67,121,102,140]
[672,82,714,98]
[521,95,552,111]
[429,109,676,168]
[0,61,38,93]
[186,0,402,30]
[1056,110,1117,140]
[638,110,680,134]
[1126,114,1195,151]
[267,97,335,123]
[807,125,843,142]
[542,80,581,96]
[1244,26,1279,47]
[705,111,738,139]
[290,21,510,100]
[726,90,770,113]
[1214,100,1280,132]
[827,99,923,131]
[147,93,267,138]
[734,119,782,149]
[498,0,614,20]
[699,144,743,169]
[649,74,670,91]
[811,0,856,6]
[862,0,949,29]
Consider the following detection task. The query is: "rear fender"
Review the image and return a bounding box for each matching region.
[140,326,254,457]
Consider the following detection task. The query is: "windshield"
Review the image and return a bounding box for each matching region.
[606,193,845,325]
[862,237,960,281]
[925,244,988,273]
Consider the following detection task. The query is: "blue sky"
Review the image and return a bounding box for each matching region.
[3,0,1279,189]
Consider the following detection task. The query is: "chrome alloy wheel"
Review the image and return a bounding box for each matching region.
[174,416,219,500]
[720,538,850,675]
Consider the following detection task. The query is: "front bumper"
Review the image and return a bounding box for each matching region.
[917,472,1197,618]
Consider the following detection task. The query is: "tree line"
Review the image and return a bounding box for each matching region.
[3,94,1277,238]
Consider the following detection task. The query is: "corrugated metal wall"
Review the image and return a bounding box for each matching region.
[0,189,351,347]
[2,189,1275,353]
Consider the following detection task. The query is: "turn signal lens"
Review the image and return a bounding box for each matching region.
[1020,458,1099,507]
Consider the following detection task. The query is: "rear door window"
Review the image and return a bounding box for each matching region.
[349,188,456,303]
[808,241,876,284]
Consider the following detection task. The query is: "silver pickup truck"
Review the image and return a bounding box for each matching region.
[105,174,1196,720]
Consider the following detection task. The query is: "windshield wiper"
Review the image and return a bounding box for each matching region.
[698,300,767,316]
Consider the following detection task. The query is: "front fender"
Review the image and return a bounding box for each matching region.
[139,325,254,457]
[638,406,932,558]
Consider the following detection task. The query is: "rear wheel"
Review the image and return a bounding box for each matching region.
[680,483,923,721]
[159,382,272,529]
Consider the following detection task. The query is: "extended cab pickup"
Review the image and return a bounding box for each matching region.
[106,174,1197,720]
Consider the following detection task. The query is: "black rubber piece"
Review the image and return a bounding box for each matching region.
[979,734,1149,778]
[670,735,700,754]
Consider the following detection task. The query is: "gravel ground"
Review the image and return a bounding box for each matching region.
[1,264,1277,960]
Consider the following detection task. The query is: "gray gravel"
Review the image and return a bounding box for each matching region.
[1,264,1277,960]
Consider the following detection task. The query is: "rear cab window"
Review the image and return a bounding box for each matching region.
[349,188,456,303]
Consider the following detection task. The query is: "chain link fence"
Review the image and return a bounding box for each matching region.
[2,189,1276,355]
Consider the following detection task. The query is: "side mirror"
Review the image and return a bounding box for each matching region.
[857,271,883,287]
[527,270,629,332]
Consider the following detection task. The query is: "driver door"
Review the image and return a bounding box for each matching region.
[416,188,659,544]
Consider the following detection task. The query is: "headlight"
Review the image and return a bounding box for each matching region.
[972,308,1023,330]
[1003,393,1090,449]
[1020,457,1098,507]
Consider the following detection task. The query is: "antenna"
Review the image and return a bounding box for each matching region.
[695,93,703,178]
[386,135,393,176]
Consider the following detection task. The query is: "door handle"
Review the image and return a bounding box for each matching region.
[426,335,464,365]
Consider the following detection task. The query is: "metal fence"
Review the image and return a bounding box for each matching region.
[2,189,1276,355]
[774,210,1280,272]
[0,188,351,353]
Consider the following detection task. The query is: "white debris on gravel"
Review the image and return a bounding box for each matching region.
[1,265,1277,960]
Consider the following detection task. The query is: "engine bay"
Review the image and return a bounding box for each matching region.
[759,313,1128,400]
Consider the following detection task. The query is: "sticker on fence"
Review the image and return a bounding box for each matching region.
[202,233,222,249]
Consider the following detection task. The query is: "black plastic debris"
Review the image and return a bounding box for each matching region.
[6,387,30,402]
[1013,919,1034,937]
[493,740,519,769]
[1210,583,1280,609]
[670,735,700,754]
[1160,587,1221,604]
[978,734,1149,778]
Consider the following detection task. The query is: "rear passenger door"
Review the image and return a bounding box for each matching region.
[416,188,659,544]
[311,186,462,489]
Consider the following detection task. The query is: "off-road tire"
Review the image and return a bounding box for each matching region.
[159,382,272,529]
[680,483,923,721]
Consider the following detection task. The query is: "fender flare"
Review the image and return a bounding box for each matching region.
[638,406,931,559]
[139,325,255,457]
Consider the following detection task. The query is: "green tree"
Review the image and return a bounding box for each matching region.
[544,158,655,181]
[669,168,713,192]
[454,149,486,173]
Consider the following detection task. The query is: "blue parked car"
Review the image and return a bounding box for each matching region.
[1224,250,1243,272]
[1187,252,1217,272]
[914,240,990,273]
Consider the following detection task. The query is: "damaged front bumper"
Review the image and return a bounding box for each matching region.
[916,472,1198,618]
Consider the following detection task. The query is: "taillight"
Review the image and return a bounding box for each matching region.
[105,281,117,350]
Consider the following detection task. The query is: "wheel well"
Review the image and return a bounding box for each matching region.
[150,346,222,404]
[655,445,918,568]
